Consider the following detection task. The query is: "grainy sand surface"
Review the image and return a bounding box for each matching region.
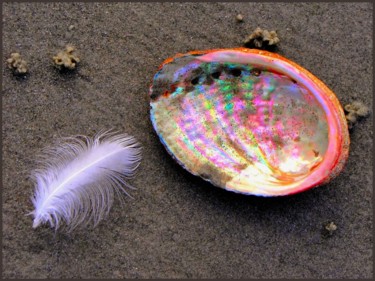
[2,2,373,278]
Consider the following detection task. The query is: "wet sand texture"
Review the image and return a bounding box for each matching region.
[2,2,373,278]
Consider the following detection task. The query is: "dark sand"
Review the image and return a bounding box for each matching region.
[2,2,373,278]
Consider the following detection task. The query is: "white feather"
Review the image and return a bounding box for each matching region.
[30,130,142,231]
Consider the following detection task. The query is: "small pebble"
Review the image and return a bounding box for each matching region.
[236,14,244,22]
[344,101,370,129]
[243,27,280,50]
[322,221,337,237]
[53,45,80,70]
[6,52,28,75]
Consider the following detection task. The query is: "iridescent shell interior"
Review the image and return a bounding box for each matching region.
[150,48,349,196]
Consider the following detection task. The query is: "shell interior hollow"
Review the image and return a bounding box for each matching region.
[150,48,349,196]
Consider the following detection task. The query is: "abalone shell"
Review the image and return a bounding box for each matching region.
[149,48,349,196]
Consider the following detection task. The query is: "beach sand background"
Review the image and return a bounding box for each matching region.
[2,2,372,278]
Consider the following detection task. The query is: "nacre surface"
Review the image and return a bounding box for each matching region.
[150,48,349,196]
